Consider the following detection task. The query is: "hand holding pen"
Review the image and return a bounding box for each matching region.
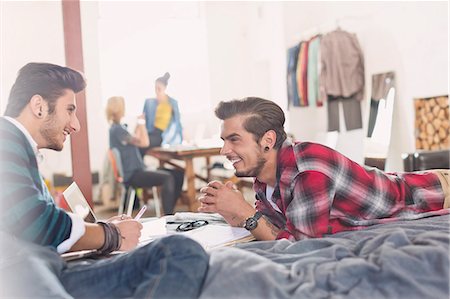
[110,205,147,222]
[109,207,145,251]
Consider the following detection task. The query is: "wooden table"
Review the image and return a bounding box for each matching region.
[146,146,222,212]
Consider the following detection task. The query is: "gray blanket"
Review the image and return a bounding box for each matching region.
[200,214,450,299]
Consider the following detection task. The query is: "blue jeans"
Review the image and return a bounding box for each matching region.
[1,233,209,298]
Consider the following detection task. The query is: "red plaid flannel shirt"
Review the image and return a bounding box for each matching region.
[254,142,448,241]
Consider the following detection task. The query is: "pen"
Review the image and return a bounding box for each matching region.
[134,205,147,220]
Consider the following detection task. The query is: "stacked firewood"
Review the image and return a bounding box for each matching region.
[415,95,449,150]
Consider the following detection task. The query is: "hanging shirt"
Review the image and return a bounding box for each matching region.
[287,44,301,108]
[296,41,309,106]
[307,35,322,107]
[319,29,365,103]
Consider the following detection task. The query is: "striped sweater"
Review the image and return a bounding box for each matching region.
[0,117,72,248]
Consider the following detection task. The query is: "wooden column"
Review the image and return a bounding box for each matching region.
[61,0,93,206]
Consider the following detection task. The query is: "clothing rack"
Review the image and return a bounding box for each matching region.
[289,13,375,47]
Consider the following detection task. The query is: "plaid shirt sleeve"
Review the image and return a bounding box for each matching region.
[277,171,333,241]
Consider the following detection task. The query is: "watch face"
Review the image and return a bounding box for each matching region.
[245,218,258,231]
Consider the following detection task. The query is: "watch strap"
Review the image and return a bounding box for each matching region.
[243,211,262,231]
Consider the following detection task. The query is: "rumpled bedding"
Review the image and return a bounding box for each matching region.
[200,214,450,299]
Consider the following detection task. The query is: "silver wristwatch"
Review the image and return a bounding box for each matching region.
[243,211,262,231]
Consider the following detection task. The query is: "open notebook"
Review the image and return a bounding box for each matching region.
[62,183,254,259]
[180,224,254,250]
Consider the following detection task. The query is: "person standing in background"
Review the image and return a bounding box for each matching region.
[139,73,185,208]
[141,72,183,155]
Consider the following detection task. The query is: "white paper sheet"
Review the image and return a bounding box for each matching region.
[139,217,167,243]
[180,224,253,250]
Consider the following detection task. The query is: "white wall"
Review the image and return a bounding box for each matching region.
[283,1,448,171]
[0,1,74,179]
[0,1,107,180]
[96,2,212,142]
[204,2,286,134]
[0,1,287,179]
[87,1,287,172]
[1,1,448,181]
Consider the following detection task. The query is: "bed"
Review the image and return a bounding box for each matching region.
[199,214,450,299]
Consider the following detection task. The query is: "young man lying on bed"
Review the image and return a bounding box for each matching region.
[198,97,449,241]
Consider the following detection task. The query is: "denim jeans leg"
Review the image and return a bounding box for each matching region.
[61,235,209,298]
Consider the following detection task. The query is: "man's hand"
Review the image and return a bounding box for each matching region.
[111,219,143,251]
[198,180,255,227]
[106,214,132,222]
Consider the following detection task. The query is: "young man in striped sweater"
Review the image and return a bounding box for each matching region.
[0,62,208,298]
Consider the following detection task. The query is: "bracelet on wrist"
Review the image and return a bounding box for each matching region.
[97,221,122,255]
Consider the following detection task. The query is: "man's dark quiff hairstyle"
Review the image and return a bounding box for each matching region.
[4,62,86,117]
[215,97,287,149]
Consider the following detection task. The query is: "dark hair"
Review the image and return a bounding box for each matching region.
[215,97,287,149]
[155,72,170,86]
[4,62,86,117]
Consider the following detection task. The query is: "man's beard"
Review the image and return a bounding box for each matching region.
[39,115,63,151]
[235,154,266,178]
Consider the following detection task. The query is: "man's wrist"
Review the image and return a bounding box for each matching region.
[242,211,263,231]
[237,210,257,227]
[97,221,122,255]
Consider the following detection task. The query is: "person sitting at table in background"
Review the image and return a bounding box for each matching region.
[0,62,208,298]
[198,97,449,241]
[106,96,183,215]
[140,72,182,156]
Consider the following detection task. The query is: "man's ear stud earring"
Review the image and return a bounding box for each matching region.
[264,146,270,152]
